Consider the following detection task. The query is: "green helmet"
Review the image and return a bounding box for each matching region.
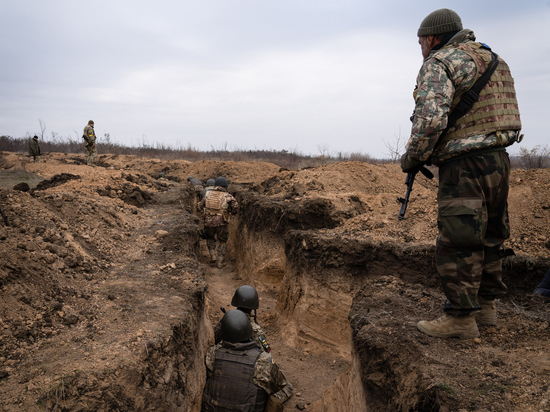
[159,172,165,178]
[220,310,253,343]
[231,285,259,310]
[215,176,228,188]
[206,179,215,187]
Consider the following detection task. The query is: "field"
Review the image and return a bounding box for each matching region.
[0,151,549,411]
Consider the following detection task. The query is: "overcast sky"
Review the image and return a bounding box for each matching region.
[1,1,548,158]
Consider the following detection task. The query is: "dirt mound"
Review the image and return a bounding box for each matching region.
[0,150,549,411]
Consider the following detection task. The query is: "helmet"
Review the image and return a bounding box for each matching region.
[187,176,194,182]
[159,172,165,178]
[206,179,215,187]
[231,285,259,310]
[215,177,228,188]
[88,120,94,125]
[220,310,253,343]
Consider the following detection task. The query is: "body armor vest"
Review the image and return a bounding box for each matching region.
[202,343,268,412]
[204,191,228,218]
[440,42,521,144]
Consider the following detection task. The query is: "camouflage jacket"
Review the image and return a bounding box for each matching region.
[406,29,521,166]
[197,187,239,227]
[205,341,293,402]
[83,125,96,146]
[28,138,40,156]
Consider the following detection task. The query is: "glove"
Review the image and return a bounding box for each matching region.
[400,153,423,173]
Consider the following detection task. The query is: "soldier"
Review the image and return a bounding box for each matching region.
[28,135,41,163]
[401,9,522,338]
[202,309,293,412]
[83,120,97,166]
[197,176,239,268]
[201,178,216,200]
[215,285,272,353]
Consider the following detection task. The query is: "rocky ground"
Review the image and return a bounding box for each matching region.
[0,151,549,411]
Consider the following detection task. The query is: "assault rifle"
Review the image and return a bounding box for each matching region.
[397,166,434,220]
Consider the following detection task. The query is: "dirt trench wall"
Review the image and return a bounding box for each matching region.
[277,229,438,358]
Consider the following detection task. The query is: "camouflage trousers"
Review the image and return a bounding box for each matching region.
[436,149,510,316]
[205,225,229,258]
[86,144,97,165]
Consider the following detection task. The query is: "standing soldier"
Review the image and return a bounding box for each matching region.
[83,120,97,166]
[28,135,41,163]
[197,176,239,268]
[401,9,522,339]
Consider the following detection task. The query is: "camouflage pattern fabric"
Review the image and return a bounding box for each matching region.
[197,187,239,228]
[436,150,510,315]
[205,342,293,402]
[83,124,97,165]
[406,29,521,166]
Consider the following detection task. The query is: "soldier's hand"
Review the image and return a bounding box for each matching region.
[400,153,423,173]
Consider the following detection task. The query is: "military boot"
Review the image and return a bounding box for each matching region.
[217,243,227,268]
[209,250,217,264]
[475,297,497,326]
[417,314,479,339]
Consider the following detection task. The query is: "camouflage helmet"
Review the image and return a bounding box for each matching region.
[231,285,259,310]
[88,120,94,125]
[215,176,228,188]
[220,310,253,343]
[206,178,215,187]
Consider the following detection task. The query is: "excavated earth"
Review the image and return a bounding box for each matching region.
[0,151,549,412]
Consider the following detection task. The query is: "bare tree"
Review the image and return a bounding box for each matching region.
[517,145,550,169]
[383,126,406,163]
[38,119,47,139]
[316,143,330,158]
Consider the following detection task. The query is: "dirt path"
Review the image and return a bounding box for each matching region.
[198,241,351,411]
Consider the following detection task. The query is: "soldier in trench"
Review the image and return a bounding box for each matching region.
[202,309,293,412]
[214,285,272,353]
[401,9,522,338]
[197,176,239,268]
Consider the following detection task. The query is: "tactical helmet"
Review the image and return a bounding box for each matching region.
[206,179,215,187]
[417,8,462,37]
[88,120,94,125]
[187,176,194,182]
[231,285,259,310]
[220,309,253,343]
[215,176,228,188]
[159,172,165,178]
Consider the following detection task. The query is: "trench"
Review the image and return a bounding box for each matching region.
[197,189,550,411]
[35,180,548,411]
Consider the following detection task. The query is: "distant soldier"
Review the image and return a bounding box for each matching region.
[202,309,293,412]
[215,285,272,353]
[83,120,97,166]
[28,135,41,163]
[197,176,239,268]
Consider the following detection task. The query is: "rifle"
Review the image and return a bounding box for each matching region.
[82,134,89,144]
[397,166,434,220]
[398,46,499,221]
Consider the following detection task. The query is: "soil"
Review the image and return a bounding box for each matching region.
[0,151,549,411]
